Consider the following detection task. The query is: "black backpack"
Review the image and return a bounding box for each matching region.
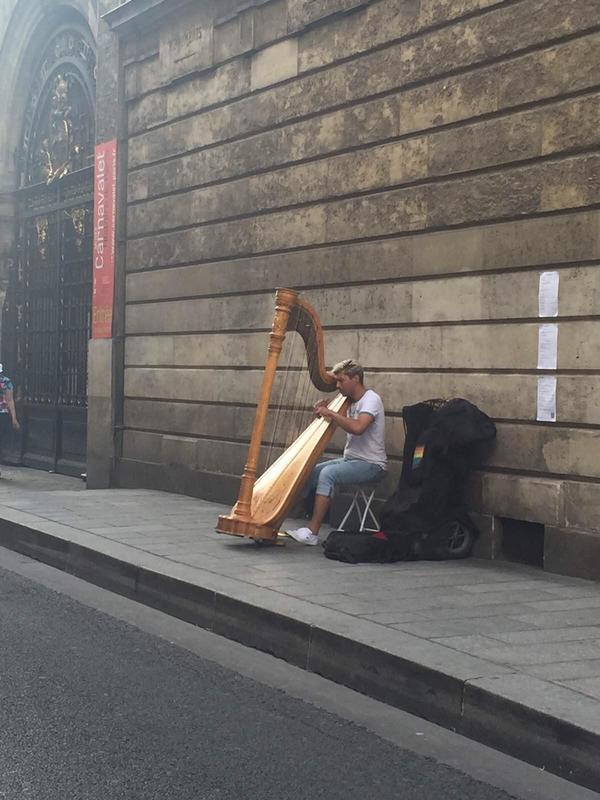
[379,398,496,535]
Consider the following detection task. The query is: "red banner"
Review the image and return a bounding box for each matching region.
[92,140,117,338]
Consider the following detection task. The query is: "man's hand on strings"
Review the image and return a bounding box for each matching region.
[317,406,335,421]
[313,399,329,416]
[314,401,337,422]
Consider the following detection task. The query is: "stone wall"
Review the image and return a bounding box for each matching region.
[110,0,600,578]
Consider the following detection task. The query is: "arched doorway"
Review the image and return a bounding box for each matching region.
[2,22,96,475]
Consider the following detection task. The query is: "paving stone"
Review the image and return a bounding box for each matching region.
[514,609,600,628]
[414,602,545,620]
[146,543,209,556]
[522,596,600,612]
[392,617,539,638]
[306,595,394,616]
[433,634,600,666]
[359,588,559,606]
[358,612,425,624]
[540,586,600,599]
[263,581,354,596]
[526,659,600,681]
[243,575,307,589]
[486,626,600,645]
[456,579,600,596]
[88,524,171,536]
[559,677,600,701]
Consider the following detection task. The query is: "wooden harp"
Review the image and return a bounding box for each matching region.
[217,287,349,542]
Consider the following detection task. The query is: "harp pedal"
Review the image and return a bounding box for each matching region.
[252,532,288,546]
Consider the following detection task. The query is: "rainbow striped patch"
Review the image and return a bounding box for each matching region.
[412,444,425,468]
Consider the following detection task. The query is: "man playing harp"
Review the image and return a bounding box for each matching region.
[287,359,387,546]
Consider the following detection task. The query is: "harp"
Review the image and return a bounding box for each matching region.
[217,287,349,542]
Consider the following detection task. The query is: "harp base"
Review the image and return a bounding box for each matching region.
[216,514,279,542]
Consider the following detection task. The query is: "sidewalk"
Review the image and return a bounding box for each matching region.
[0,467,599,791]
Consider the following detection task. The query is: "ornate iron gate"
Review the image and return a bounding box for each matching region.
[2,25,95,475]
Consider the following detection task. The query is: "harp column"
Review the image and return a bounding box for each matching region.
[232,287,299,520]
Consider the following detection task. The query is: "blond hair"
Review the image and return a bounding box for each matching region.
[331,359,364,383]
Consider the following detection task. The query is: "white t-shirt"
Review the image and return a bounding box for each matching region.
[343,389,387,469]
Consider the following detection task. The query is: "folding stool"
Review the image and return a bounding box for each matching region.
[338,479,384,532]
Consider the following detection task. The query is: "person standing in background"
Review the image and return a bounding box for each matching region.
[0,363,20,476]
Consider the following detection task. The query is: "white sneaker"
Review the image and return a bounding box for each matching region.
[286,527,319,546]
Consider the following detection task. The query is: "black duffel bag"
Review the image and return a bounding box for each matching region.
[322,529,414,564]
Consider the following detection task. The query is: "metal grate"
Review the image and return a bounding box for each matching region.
[6,169,93,408]
[3,24,96,410]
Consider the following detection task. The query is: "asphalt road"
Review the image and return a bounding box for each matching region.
[0,548,597,800]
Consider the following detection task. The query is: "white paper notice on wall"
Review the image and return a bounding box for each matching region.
[537,376,557,422]
[537,323,558,370]
[538,271,559,317]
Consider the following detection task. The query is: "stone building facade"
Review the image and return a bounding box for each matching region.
[2,0,600,579]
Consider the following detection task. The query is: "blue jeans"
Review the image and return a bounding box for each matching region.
[305,457,385,498]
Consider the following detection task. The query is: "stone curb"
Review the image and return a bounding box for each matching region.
[0,515,598,792]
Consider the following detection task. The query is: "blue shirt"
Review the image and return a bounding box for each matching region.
[0,375,13,414]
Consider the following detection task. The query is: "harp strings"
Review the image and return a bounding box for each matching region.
[264,315,297,471]
[285,330,307,451]
[263,310,317,473]
[293,343,314,444]
[286,312,318,451]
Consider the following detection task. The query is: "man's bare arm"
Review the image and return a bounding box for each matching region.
[316,407,373,435]
[5,389,19,430]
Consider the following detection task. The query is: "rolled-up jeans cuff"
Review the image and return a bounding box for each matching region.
[314,457,384,497]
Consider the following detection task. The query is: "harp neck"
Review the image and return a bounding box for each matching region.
[287,293,336,392]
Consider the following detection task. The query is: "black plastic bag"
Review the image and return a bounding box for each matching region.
[322,530,413,564]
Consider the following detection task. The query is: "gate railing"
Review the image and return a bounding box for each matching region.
[3,166,93,409]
